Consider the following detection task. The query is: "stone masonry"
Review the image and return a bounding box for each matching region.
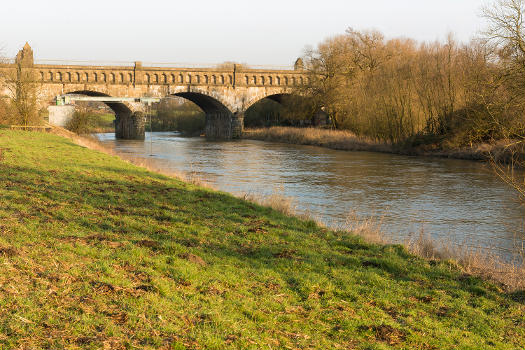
[2,44,308,139]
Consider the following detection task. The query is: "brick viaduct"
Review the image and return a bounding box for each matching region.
[7,43,308,139]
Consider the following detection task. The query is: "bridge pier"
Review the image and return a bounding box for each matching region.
[204,111,243,139]
[12,43,305,142]
[231,112,244,139]
[115,111,146,140]
[205,112,232,139]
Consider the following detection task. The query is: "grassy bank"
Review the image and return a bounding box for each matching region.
[0,130,524,349]
[244,127,518,162]
[65,112,116,134]
[89,113,116,133]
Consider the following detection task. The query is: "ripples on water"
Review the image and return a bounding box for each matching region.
[97,132,525,260]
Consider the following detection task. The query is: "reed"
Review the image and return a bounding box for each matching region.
[244,126,525,163]
[242,189,296,216]
[244,126,392,153]
[351,219,525,291]
[237,190,525,291]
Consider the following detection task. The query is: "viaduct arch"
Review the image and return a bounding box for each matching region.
[4,43,308,139]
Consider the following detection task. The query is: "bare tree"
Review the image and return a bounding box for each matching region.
[483,0,525,62]
[483,0,525,202]
[292,14,522,154]
[2,63,40,126]
[0,44,41,126]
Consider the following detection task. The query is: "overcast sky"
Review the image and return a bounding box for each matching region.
[1,0,490,67]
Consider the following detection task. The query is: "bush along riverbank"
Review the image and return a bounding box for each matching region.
[243,126,524,163]
[0,129,524,349]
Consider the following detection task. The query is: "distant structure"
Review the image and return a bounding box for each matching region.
[15,42,34,67]
[8,43,309,139]
[294,58,304,71]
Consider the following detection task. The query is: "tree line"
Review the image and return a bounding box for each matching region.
[289,0,524,150]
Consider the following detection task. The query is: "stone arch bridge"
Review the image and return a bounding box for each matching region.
[10,43,308,139]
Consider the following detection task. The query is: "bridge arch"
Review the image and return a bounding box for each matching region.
[62,89,133,116]
[168,87,240,138]
[170,88,233,115]
[244,92,323,127]
[61,89,145,139]
[243,93,296,128]
[244,92,295,112]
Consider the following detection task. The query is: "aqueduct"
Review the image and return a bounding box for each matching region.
[7,43,308,139]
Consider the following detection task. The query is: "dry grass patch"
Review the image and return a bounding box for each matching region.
[245,126,392,153]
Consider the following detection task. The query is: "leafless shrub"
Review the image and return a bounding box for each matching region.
[0,63,41,126]
[341,210,387,244]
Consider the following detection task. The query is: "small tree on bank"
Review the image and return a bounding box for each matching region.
[5,63,40,126]
[0,43,41,126]
[65,108,95,134]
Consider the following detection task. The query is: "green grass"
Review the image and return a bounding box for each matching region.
[95,113,116,127]
[0,130,523,349]
[87,113,115,133]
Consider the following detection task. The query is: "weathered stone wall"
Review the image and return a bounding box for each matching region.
[231,113,244,139]
[7,43,308,139]
[115,112,145,140]
[35,64,306,90]
[38,72,303,111]
[38,80,297,140]
[205,112,233,139]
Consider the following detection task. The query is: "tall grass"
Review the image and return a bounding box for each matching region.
[245,126,392,152]
[346,216,525,291]
[402,230,525,291]
[245,126,525,162]
[242,188,296,216]
[240,190,525,291]
[237,186,525,291]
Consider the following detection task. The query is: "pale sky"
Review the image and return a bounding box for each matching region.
[1,0,491,67]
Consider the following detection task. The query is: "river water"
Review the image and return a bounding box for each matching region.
[96,132,524,261]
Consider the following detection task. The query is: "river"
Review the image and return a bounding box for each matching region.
[96,132,524,261]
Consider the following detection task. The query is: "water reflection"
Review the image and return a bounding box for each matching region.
[97,132,525,260]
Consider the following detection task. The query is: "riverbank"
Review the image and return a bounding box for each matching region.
[0,129,524,349]
[243,127,518,162]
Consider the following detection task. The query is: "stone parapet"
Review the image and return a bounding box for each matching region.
[11,43,310,140]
